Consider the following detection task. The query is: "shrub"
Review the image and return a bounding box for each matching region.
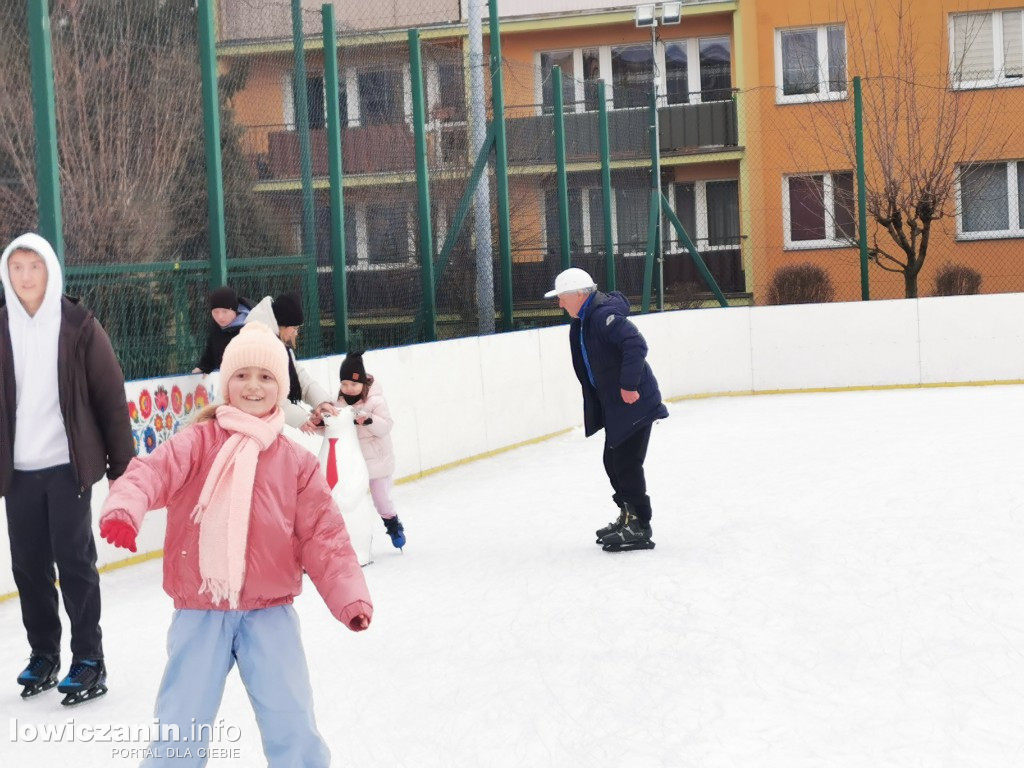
[933,263,982,296]
[765,264,836,305]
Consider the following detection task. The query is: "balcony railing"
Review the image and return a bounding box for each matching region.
[251,97,738,182]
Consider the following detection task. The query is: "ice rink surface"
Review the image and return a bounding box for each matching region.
[3,385,1024,767]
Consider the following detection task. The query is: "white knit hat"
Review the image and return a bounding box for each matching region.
[219,322,290,405]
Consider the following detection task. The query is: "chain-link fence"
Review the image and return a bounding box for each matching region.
[5,1,1024,381]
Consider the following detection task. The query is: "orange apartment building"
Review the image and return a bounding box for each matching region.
[217,0,1024,315]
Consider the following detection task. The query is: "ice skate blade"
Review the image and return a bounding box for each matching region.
[20,679,57,699]
[60,684,107,707]
[602,540,656,552]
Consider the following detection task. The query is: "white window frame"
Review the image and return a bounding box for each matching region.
[774,25,847,105]
[288,66,411,130]
[534,36,731,116]
[665,179,739,253]
[956,160,1024,239]
[782,172,855,250]
[345,200,417,270]
[950,10,1024,90]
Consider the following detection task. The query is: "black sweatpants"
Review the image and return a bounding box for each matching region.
[602,424,653,523]
[5,465,103,661]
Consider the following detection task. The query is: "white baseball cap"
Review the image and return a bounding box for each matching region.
[543,267,597,298]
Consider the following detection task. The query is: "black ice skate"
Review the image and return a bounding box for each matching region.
[57,659,107,706]
[17,655,60,699]
[600,511,655,552]
[383,516,406,550]
[595,502,630,544]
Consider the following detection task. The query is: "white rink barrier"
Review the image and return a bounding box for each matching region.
[1,291,1022,594]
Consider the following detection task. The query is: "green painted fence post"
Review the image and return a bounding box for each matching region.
[27,0,63,263]
[322,4,349,352]
[198,0,227,288]
[409,29,437,342]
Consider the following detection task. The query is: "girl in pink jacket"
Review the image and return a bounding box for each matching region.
[99,323,371,768]
[337,352,405,549]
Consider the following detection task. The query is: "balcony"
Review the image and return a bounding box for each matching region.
[264,125,415,177]
[506,99,738,166]
[249,98,737,182]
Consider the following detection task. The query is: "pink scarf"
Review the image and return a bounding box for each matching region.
[191,405,285,608]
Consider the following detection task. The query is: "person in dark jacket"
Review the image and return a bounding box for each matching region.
[0,233,134,703]
[545,267,669,552]
[192,285,251,374]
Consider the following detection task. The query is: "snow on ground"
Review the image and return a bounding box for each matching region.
[3,385,1024,767]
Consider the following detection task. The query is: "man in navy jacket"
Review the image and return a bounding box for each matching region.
[545,268,669,551]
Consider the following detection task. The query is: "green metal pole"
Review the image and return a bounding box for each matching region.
[409,29,437,342]
[854,76,870,301]
[487,0,514,332]
[641,189,658,314]
[643,86,664,312]
[552,66,571,271]
[291,0,321,352]
[322,4,348,352]
[597,80,615,292]
[27,0,63,264]
[198,0,227,288]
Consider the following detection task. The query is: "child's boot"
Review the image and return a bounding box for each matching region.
[383,516,406,549]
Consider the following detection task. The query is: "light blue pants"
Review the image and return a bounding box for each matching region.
[141,605,330,768]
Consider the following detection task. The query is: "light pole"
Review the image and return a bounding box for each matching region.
[635,3,679,311]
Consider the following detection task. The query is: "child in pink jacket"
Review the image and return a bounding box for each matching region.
[337,352,405,549]
[99,323,371,767]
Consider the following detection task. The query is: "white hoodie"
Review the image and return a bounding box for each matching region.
[0,233,70,470]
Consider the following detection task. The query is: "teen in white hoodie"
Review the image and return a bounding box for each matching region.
[0,233,133,703]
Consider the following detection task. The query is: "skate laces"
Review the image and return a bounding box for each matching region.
[66,660,99,681]
[24,657,50,675]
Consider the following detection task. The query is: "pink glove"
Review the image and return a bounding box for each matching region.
[100,517,138,553]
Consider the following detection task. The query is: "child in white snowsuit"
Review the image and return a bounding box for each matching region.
[336,352,405,549]
[99,323,371,767]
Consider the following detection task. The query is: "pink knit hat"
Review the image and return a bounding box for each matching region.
[219,322,290,405]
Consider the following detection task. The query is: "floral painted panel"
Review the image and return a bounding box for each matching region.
[124,376,219,457]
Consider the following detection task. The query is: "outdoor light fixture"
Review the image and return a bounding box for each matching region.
[636,3,682,28]
[661,2,682,24]
[635,4,657,27]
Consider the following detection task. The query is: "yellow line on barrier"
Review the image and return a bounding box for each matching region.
[4,378,1022,604]
[395,427,575,484]
[665,378,1024,403]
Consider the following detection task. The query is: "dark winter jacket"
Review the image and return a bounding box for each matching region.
[194,298,252,374]
[568,290,669,448]
[0,297,135,495]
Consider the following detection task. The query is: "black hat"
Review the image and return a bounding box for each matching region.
[209,286,238,311]
[272,291,304,327]
[339,352,367,383]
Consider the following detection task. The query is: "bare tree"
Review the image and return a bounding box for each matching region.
[791,0,1002,298]
[0,0,284,266]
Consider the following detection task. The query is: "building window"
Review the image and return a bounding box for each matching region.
[775,25,846,104]
[611,45,655,109]
[667,179,740,250]
[538,39,732,113]
[365,202,413,264]
[358,69,405,126]
[664,37,732,104]
[540,50,578,113]
[783,172,856,249]
[958,161,1024,237]
[951,10,1024,89]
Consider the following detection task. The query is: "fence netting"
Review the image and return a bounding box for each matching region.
[3,0,1024,381]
